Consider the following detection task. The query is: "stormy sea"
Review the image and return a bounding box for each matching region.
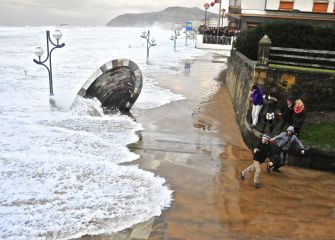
[0,26,206,239]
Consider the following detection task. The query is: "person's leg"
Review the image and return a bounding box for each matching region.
[272,150,284,172]
[269,119,274,132]
[242,163,255,178]
[252,104,263,126]
[253,161,261,184]
[251,104,257,125]
[283,151,289,165]
[262,117,267,132]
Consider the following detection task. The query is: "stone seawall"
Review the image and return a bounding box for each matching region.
[225,50,335,171]
[225,51,254,126]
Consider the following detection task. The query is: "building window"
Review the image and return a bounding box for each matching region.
[313,0,329,12]
[279,0,294,11]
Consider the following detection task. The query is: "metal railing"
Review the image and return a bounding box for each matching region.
[269,47,335,70]
[203,35,234,45]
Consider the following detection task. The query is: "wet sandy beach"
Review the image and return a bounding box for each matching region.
[81,53,335,240]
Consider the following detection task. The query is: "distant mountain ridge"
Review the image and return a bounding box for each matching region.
[106,7,218,27]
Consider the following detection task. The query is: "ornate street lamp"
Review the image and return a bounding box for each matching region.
[140,30,156,64]
[204,3,210,26]
[170,30,180,52]
[33,30,65,96]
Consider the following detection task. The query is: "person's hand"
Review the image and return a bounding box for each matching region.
[278,112,282,116]
[254,149,259,154]
[301,150,305,155]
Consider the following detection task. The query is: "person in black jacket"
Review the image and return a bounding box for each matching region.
[262,92,278,133]
[292,99,306,137]
[276,96,294,133]
[240,135,272,188]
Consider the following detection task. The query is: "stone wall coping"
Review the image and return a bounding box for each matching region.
[268,66,335,76]
[233,50,255,68]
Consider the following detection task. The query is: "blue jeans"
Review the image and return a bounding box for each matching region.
[273,150,288,169]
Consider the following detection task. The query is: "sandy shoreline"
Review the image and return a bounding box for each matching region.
[79,52,335,240]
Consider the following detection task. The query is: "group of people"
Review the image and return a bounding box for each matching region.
[241,85,306,188]
[203,27,238,37]
[202,27,239,44]
[249,85,306,136]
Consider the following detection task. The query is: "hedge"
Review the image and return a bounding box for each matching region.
[233,22,335,60]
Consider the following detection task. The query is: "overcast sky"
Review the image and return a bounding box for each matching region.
[0,0,229,26]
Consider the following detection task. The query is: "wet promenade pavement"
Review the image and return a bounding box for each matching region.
[81,53,335,240]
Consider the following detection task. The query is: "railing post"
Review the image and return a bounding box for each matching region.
[256,35,272,68]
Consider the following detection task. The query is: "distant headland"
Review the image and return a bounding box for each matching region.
[106,6,218,27]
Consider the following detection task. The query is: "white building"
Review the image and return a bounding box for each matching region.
[228,0,335,30]
[242,0,335,14]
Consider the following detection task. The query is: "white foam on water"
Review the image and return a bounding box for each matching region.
[70,96,104,116]
[0,103,172,239]
[0,26,208,239]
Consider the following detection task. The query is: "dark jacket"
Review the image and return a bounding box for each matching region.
[280,103,294,123]
[253,142,271,163]
[292,110,306,129]
[264,97,277,114]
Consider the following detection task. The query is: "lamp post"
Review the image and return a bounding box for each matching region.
[204,3,209,26]
[140,30,156,64]
[221,8,226,27]
[33,30,65,96]
[183,30,189,46]
[217,0,222,44]
[170,30,180,52]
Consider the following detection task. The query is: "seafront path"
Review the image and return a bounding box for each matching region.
[81,53,335,240]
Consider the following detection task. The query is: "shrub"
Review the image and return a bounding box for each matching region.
[233,22,335,60]
[300,122,335,150]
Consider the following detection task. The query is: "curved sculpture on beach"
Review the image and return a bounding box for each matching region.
[76,59,142,111]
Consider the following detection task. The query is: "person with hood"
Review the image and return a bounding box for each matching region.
[292,99,306,136]
[240,134,272,188]
[250,85,264,127]
[267,126,305,173]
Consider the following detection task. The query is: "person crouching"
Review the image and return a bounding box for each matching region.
[240,135,272,188]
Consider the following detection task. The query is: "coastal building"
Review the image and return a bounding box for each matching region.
[190,21,201,31]
[200,17,229,27]
[228,0,335,30]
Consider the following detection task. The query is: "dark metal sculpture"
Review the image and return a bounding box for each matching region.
[76,59,142,112]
